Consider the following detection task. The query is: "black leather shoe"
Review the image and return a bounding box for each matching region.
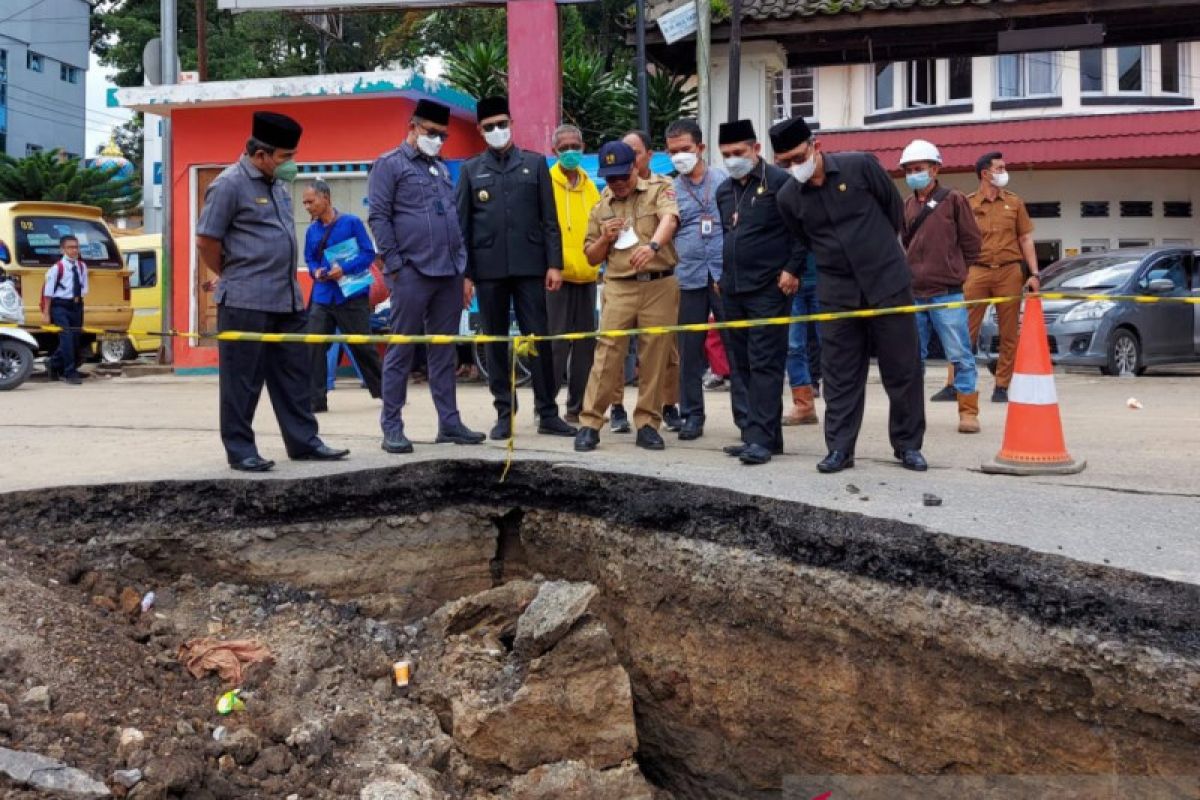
[230,455,275,472]
[678,418,704,441]
[817,450,855,473]
[574,427,600,452]
[894,449,929,472]
[537,416,578,436]
[662,405,683,432]
[381,434,414,454]
[64,374,83,385]
[293,444,349,461]
[739,443,773,465]
[723,443,747,457]
[489,419,512,441]
[438,423,486,445]
[636,425,665,451]
[930,385,957,403]
[991,387,1009,403]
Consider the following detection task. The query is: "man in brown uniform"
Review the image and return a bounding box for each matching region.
[964,151,1042,403]
[574,140,680,452]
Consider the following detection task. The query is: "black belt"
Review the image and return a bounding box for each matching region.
[51,297,83,305]
[609,269,675,283]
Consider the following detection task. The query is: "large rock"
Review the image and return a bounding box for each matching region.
[513,581,597,658]
[452,618,638,772]
[506,759,655,800]
[0,745,111,797]
[439,580,539,639]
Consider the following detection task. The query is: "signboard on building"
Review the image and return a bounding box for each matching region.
[657,2,698,45]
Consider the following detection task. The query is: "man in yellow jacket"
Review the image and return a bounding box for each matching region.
[547,124,602,423]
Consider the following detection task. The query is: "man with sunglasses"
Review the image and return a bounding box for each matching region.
[770,116,927,475]
[368,98,487,455]
[456,95,576,441]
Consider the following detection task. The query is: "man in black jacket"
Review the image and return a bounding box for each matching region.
[456,96,576,440]
[770,116,927,474]
[714,119,804,466]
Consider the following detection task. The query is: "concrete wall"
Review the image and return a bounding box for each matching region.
[0,0,89,158]
[708,42,786,155]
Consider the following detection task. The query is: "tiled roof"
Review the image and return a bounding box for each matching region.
[818,110,1200,170]
[741,0,1019,21]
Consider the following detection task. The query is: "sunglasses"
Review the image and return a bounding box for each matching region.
[418,124,450,141]
[481,120,511,133]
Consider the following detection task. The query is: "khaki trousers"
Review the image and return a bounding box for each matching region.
[582,276,680,431]
[966,262,1024,388]
[606,334,680,407]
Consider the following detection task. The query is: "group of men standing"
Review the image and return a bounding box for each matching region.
[199,97,1039,474]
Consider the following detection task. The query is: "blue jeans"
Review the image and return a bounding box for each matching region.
[915,292,976,395]
[785,285,819,388]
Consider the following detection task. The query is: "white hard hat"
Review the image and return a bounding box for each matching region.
[899,139,942,166]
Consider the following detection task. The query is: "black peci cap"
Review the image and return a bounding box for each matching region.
[769,117,813,153]
[475,96,510,121]
[718,119,756,145]
[413,99,451,126]
[252,111,302,149]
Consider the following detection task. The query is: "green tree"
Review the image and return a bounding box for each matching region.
[442,40,508,100]
[645,70,698,148]
[0,150,142,217]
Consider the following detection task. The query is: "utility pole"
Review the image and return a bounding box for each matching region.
[196,0,208,81]
[727,0,742,119]
[696,0,711,150]
[159,0,177,365]
[635,0,650,133]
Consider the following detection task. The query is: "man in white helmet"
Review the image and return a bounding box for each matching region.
[899,139,983,434]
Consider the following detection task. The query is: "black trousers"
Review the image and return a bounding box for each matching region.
[546,281,596,417]
[48,299,83,377]
[475,276,558,421]
[218,304,322,463]
[723,286,789,450]
[678,282,748,428]
[819,287,926,455]
[307,294,383,405]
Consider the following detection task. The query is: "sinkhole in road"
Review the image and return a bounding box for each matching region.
[3,460,1199,799]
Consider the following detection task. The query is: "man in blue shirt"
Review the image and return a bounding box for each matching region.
[664,118,748,441]
[367,98,486,454]
[302,179,383,412]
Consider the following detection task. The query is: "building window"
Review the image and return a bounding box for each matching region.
[1081,201,1109,218]
[27,52,43,73]
[0,49,7,82]
[772,66,815,121]
[948,57,972,101]
[26,143,43,156]
[1119,201,1153,218]
[1116,46,1146,92]
[997,52,1059,98]
[1080,239,1109,253]
[1026,202,1061,219]
[1079,49,1103,93]
[1160,42,1182,94]
[907,60,937,107]
[1163,201,1192,218]
[60,64,81,84]
[1118,238,1152,248]
[873,62,896,111]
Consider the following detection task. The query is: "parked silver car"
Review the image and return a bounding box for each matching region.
[978,247,1200,375]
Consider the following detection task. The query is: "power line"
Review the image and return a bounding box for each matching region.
[7,102,124,137]
[4,83,133,124]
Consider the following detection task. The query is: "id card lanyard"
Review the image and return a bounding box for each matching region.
[681,170,716,237]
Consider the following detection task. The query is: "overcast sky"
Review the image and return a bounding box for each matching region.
[85,51,133,155]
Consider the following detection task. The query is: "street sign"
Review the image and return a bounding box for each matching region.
[657,2,698,45]
[153,162,162,186]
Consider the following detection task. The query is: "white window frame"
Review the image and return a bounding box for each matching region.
[872,62,898,113]
[870,58,972,114]
[907,59,937,108]
[1078,49,1105,95]
[1114,45,1149,95]
[1158,42,1185,95]
[772,65,816,122]
[25,143,43,156]
[946,57,974,103]
[995,52,1061,99]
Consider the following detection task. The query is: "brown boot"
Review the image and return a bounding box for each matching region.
[957,391,981,434]
[782,385,819,426]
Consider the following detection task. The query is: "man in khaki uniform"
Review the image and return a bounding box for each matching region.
[574,140,680,453]
[965,151,1041,404]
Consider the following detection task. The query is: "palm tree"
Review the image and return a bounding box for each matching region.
[0,150,141,217]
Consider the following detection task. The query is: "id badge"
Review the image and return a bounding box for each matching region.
[700,214,714,237]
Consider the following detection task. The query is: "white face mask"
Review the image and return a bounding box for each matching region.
[416,134,444,158]
[789,153,817,184]
[484,127,512,150]
[670,152,699,176]
[990,171,1010,189]
[724,156,755,180]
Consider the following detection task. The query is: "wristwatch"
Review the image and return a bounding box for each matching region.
[648,241,660,252]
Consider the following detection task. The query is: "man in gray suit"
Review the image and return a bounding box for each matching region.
[455,95,577,441]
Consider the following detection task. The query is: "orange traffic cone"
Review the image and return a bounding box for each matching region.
[982,296,1086,475]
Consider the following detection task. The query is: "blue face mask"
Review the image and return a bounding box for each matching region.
[557,150,584,171]
[905,171,932,191]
